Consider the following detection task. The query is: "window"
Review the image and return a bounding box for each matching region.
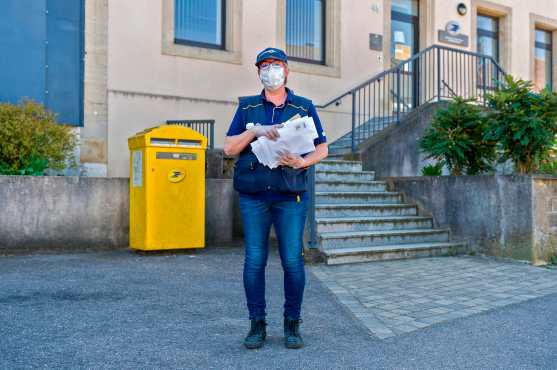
[391,0,419,64]
[391,0,419,18]
[535,29,553,91]
[477,14,499,62]
[285,0,325,64]
[174,0,225,49]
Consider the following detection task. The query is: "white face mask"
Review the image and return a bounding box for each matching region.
[259,64,285,91]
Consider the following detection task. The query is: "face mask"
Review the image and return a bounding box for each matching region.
[259,64,285,91]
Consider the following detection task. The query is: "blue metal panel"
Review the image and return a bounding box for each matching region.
[0,0,47,105]
[46,0,84,126]
[0,0,84,126]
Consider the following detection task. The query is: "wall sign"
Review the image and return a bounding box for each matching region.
[446,21,461,35]
[369,34,383,51]
[438,21,469,47]
[439,31,469,47]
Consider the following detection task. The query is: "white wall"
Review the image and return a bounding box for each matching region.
[103,0,557,177]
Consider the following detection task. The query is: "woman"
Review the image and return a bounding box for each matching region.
[224,47,328,349]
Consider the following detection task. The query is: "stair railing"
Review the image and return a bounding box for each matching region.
[307,45,505,250]
[315,44,506,153]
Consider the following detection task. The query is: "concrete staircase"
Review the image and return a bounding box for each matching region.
[314,159,467,265]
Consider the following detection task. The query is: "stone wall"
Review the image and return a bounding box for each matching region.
[385,175,557,263]
[0,176,240,253]
[532,177,557,262]
[360,102,448,178]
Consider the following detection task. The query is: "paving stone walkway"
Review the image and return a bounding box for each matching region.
[310,256,557,339]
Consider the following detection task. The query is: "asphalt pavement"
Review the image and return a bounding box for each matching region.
[1,247,556,369]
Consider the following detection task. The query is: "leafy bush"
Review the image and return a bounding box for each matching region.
[421,162,444,176]
[0,101,76,175]
[484,76,557,174]
[419,97,496,176]
[538,160,557,175]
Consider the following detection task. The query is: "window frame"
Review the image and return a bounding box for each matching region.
[162,0,242,65]
[173,0,227,50]
[535,28,553,90]
[285,0,327,65]
[391,2,420,63]
[477,14,500,62]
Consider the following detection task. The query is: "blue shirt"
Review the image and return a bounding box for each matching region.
[226,89,327,201]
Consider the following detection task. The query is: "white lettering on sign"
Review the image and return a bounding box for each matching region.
[132,150,143,188]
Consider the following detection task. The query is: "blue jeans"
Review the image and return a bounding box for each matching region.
[239,195,307,320]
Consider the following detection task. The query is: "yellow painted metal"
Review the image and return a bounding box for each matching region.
[128,125,207,251]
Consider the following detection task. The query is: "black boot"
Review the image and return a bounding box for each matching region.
[244,319,267,349]
[284,317,304,349]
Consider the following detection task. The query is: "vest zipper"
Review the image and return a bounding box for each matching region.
[271,103,285,123]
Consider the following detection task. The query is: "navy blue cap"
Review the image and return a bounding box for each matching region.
[255,47,288,66]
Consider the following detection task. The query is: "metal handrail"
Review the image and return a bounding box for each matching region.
[328,45,505,152]
[306,44,507,249]
[316,44,505,109]
[441,80,458,98]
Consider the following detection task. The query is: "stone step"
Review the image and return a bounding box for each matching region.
[316,170,375,182]
[316,160,363,172]
[319,228,450,250]
[328,145,359,155]
[329,140,352,148]
[327,149,352,157]
[330,135,375,148]
[328,146,350,151]
[326,154,350,160]
[316,191,401,205]
[331,137,362,147]
[315,180,387,192]
[315,203,418,218]
[316,216,433,233]
[329,140,352,149]
[322,242,468,265]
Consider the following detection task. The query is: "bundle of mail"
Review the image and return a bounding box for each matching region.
[250,115,319,169]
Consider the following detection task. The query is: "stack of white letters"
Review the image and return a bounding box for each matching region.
[250,116,318,169]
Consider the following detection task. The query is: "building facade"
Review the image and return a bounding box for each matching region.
[2,0,557,177]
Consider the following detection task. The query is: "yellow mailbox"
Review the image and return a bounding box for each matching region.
[127,125,207,251]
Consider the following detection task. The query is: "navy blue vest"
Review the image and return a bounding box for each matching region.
[233,92,313,195]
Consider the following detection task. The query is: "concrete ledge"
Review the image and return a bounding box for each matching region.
[385,175,557,263]
[0,176,240,253]
[0,176,129,252]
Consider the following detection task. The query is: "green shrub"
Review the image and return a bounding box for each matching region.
[0,101,77,175]
[419,97,496,176]
[421,162,444,176]
[484,75,557,174]
[538,160,557,175]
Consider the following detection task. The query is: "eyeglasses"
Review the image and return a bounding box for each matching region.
[259,61,283,70]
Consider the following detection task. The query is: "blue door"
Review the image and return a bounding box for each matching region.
[0,0,84,126]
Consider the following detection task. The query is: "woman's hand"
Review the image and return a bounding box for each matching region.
[278,152,307,169]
